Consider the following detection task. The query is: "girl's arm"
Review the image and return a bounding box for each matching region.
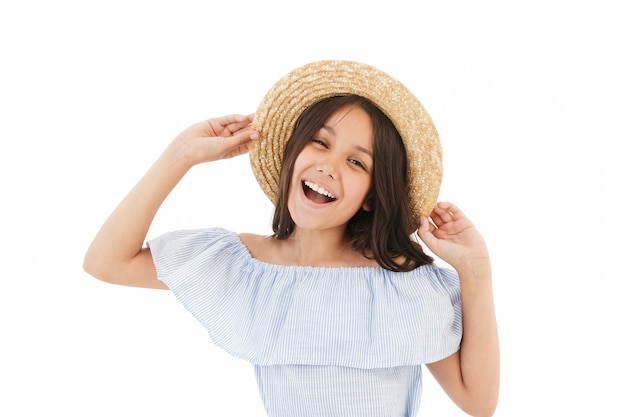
[83,115,258,289]
[418,202,500,417]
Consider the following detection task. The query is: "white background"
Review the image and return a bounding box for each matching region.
[1,1,623,415]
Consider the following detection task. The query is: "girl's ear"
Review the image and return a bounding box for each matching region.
[362,196,374,212]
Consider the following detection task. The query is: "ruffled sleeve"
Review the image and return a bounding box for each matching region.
[148,227,462,368]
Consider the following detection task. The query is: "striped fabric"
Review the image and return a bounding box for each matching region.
[148,228,462,416]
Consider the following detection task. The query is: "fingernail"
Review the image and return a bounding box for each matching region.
[250,132,260,141]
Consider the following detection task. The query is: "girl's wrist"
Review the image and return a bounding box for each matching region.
[454,257,491,281]
[162,139,201,171]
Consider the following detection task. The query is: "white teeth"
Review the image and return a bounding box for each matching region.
[304,181,336,199]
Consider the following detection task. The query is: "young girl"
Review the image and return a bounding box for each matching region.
[84,61,499,416]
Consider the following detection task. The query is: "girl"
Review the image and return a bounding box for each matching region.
[84,61,499,416]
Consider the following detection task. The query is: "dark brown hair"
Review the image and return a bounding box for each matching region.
[272,95,433,271]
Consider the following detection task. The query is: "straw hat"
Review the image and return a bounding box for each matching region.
[249,60,442,220]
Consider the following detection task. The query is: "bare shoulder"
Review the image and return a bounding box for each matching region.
[238,232,277,262]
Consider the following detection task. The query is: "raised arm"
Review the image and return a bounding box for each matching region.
[418,202,500,417]
[83,115,259,289]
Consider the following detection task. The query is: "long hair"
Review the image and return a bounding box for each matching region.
[272,95,433,271]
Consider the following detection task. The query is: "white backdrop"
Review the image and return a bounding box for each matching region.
[1,1,623,415]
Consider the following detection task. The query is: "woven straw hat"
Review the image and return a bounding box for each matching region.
[249,60,442,220]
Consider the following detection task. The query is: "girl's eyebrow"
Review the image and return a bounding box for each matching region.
[356,145,373,158]
[321,124,336,135]
[321,125,373,158]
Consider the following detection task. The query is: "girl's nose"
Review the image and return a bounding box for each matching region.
[316,156,338,179]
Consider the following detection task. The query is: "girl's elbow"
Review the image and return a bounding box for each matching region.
[83,249,162,289]
[82,249,120,284]
[462,395,499,417]
[82,254,111,283]
[468,407,497,417]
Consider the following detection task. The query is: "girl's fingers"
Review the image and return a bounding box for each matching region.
[433,202,463,222]
[418,215,431,231]
[219,129,259,159]
[224,120,255,136]
[430,212,443,228]
[437,202,466,219]
[207,114,254,136]
[428,202,468,229]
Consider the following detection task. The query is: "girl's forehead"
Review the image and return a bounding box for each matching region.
[325,104,371,123]
[322,106,374,146]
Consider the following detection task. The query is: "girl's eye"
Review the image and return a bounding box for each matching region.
[348,159,366,170]
[311,138,328,148]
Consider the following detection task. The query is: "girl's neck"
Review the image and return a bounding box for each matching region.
[277,227,377,267]
[240,228,379,268]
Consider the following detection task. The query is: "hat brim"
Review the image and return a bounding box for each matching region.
[249,60,442,221]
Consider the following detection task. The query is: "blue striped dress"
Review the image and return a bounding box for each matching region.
[148,228,462,416]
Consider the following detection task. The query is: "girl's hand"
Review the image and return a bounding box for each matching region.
[420,204,499,414]
[169,114,259,165]
[417,202,489,272]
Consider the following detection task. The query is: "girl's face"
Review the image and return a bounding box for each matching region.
[288,104,374,234]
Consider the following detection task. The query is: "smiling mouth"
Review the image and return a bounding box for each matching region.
[303,180,337,204]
